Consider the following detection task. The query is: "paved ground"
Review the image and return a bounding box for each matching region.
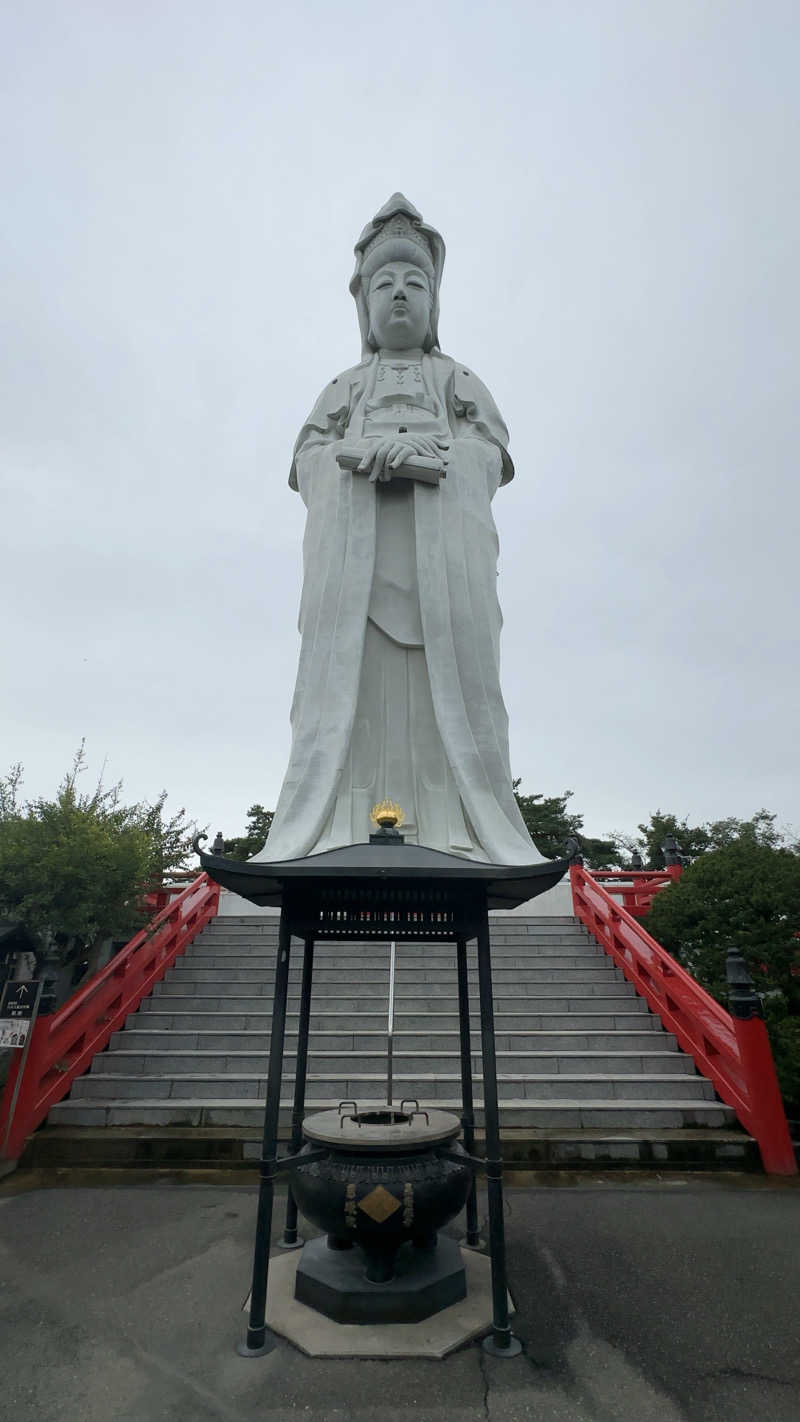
[1,1175,798,1421]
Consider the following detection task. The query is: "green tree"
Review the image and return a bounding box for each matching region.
[647,839,800,1104]
[614,811,712,869]
[512,783,620,867]
[615,808,790,869]
[223,805,275,859]
[0,746,196,988]
[704,810,785,852]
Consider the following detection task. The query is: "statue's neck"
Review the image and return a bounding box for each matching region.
[377,347,424,361]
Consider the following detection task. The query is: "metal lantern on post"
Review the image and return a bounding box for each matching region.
[195,830,567,1358]
[725,947,796,1174]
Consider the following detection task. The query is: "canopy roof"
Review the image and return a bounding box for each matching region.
[197,840,568,912]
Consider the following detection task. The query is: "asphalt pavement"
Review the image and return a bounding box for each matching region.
[0,1174,798,1421]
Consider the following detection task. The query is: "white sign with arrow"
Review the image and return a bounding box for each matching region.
[0,980,42,1049]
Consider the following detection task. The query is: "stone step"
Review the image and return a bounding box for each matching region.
[197,933,594,947]
[168,964,620,984]
[153,976,634,997]
[141,993,649,1015]
[191,943,598,959]
[42,911,747,1164]
[148,993,642,1015]
[47,1098,737,1131]
[92,1048,693,1077]
[111,1027,675,1053]
[178,950,607,968]
[22,1123,759,1172]
[70,1071,715,1103]
[134,1005,657,1029]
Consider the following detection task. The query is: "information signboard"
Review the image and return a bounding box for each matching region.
[0,980,41,1049]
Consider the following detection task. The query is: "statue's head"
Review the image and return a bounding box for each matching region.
[366,261,432,352]
[350,193,445,358]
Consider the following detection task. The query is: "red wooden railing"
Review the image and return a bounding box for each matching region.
[589,866,682,917]
[572,864,797,1175]
[141,870,201,917]
[0,872,220,1161]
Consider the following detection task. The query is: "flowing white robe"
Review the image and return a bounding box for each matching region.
[255,351,543,866]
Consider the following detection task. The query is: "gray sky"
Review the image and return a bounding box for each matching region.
[2,0,798,852]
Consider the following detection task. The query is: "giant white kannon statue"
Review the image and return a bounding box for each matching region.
[256,195,544,866]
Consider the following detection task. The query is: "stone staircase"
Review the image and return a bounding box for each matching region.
[39,914,753,1169]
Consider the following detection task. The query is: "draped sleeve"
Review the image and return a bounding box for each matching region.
[288,362,371,493]
[449,362,515,486]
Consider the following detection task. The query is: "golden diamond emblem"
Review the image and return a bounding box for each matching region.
[357,1186,402,1223]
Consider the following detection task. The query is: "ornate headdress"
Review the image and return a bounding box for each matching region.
[350,193,446,358]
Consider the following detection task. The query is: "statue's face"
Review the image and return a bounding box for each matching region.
[367,261,432,351]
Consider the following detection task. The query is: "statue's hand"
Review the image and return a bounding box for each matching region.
[366,440,415,483]
[357,434,450,484]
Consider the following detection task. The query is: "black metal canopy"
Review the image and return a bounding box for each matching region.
[198,833,551,1357]
[195,839,568,914]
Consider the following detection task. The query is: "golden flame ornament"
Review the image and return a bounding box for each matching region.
[369,799,405,830]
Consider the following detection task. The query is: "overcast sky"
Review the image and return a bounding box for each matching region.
[2,1,798,854]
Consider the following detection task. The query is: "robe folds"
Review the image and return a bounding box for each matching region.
[255,351,543,866]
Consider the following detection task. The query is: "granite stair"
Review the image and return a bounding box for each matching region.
[38,915,753,1170]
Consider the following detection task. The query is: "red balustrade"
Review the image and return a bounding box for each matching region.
[589,866,682,917]
[0,872,220,1161]
[141,870,201,917]
[571,865,796,1175]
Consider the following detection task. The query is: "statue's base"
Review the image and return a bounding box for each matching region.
[294,1235,466,1325]
[245,1244,513,1359]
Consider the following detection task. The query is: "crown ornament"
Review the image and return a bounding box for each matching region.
[362,211,434,272]
[357,194,437,284]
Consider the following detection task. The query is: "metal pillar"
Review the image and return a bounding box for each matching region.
[238,908,293,1356]
[281,934,315,1247]
[475,907,521,1357]
[455,937,481,1248]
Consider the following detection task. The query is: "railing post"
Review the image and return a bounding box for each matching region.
[386,938,396,1107]
[568,861,584,913]
[565,833,583,868]
[726,948,797,1176]
[662,836,684,882]
[239,906,293,1356]
[476,905,521,1357]
[455,936,481,1248]
[281,934,315,1248]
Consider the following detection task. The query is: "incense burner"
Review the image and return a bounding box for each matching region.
[289,1105,472,1313]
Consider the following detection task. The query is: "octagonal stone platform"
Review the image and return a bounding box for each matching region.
[248,1244,513,1358]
